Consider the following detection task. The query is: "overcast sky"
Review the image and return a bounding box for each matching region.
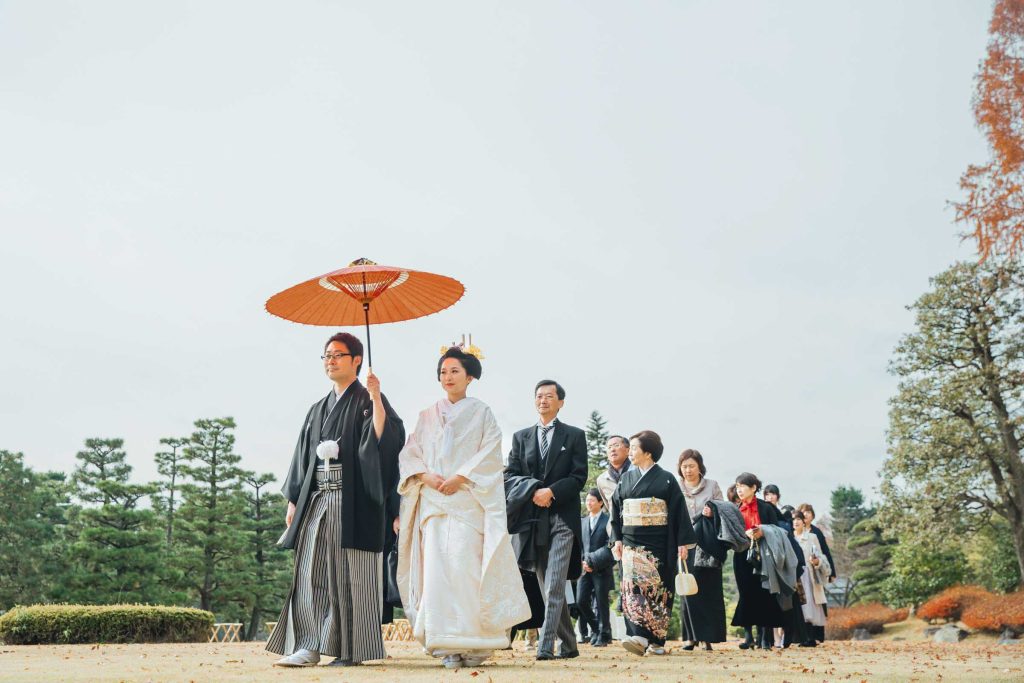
[0,1,990,516]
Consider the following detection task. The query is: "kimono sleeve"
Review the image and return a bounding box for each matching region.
[609,479,624,544]
[364,394,405,496]
[281,404,315,504]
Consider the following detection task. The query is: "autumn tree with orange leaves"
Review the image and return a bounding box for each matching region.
[956,0,1024,259]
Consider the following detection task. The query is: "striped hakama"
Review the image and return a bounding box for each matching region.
[266,464,386,663]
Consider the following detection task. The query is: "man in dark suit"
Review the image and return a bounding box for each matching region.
[505,379,588,661]
[576,488,614,646]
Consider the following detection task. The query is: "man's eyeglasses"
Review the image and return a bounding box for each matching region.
[321,352,354,362]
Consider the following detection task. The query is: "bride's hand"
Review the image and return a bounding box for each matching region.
[420,472,445,491]
[439,474,468,495]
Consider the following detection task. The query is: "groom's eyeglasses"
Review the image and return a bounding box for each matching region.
[321,352,354,361]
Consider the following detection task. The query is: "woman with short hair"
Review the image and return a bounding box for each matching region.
[610,431,696,657]
[797,503,835,642]
[676,449,726,651]
[792,511,830,643]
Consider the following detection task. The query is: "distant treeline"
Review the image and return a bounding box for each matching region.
[0,418,289,640]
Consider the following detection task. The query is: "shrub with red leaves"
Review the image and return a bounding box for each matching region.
[917,585,994,623]
[825,603,907,640]
[962,590,1024,633]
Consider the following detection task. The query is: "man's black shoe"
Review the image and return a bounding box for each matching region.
[536,653,555,661]
[557,650,580,659]
[326,659,357,667]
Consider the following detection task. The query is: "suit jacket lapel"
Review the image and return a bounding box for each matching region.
[543,422,568,478]
[582,515,592,549]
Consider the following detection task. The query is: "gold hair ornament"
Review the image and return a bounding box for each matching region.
[440,333,485,360]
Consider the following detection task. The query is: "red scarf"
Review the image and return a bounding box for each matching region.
[739,498,761,530]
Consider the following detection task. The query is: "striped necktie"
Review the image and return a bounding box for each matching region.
[540,423,554,461]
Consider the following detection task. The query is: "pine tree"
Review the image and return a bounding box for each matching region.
[177,418,249,615]
[882,260,1024,585]
[0,451,70,609]
[583,410,610,494]
[153,436,188,546]
[59,438,180,604]
[847,515,895,605]
[828,485,870,605]
[71,438,131,506]
[237,472,292,640]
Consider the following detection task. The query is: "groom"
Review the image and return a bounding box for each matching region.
[505,380,588,660]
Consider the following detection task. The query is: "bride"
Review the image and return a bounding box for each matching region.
[397,344,530,669]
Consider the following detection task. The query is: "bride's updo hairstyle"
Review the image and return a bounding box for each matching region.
[436,347,483,381]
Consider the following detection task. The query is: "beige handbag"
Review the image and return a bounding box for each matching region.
[675,554,698,596]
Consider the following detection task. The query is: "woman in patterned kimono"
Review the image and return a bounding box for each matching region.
[610,430,696,656]
[397,346,530,669]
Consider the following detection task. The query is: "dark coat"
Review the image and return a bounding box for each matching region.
[731,498,785,628]
[581,511,614,576]
[504,419,588,581]
[278,381,404,552]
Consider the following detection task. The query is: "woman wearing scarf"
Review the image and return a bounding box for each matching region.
[610,431,696,656]
[676,449,726,651]
[731,472,785,650]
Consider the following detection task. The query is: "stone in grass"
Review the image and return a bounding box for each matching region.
[932,624,968,644]
[923,626,941,638]
[997,629,1020,645]
[852,629,872,641]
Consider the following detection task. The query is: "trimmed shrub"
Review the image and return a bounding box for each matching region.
[825,602,907,640]
[962,591,1024,634]
[0,604,214,645]
[917,585,994,623]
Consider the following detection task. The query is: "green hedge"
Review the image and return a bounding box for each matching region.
[0,604,214,645]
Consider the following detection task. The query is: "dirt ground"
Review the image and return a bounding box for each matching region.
[2,636,1023,683]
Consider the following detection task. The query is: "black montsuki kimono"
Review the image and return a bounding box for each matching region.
[610,463,696,646]
[278,380,405,552]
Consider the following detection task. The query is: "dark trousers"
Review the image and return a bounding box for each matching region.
[576,570,612,642]
[781,607,809,646]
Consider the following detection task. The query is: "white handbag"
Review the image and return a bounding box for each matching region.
[675,554,698,596]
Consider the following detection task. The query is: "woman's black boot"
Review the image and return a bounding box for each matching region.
[739,629,754,650]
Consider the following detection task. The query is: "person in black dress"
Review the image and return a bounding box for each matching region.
[677,449,727,651]
[730,472,785,650]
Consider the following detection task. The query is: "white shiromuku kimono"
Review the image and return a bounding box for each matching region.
[397,397,531,658]
[795,529,832,627]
